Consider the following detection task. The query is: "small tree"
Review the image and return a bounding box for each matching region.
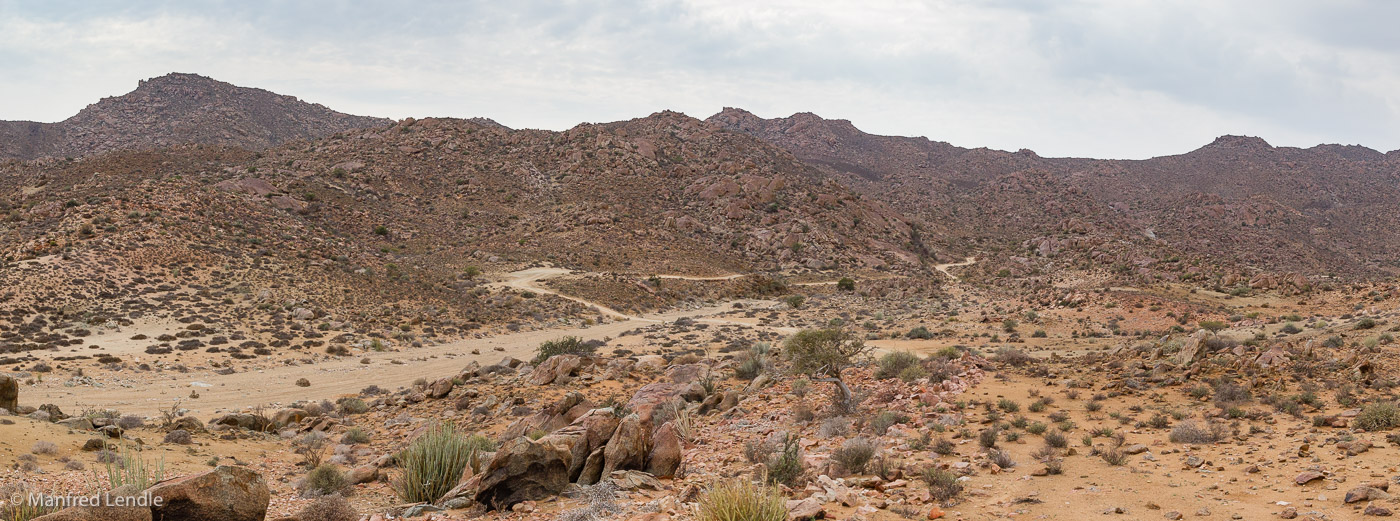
[1199,320,1227,334]
[836,277,856,291]
[784,328,871,410]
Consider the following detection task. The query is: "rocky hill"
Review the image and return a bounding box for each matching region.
[0,73,388,160]
[708,108,1400,288]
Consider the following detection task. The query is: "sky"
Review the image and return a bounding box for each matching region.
[1,0,1397,159]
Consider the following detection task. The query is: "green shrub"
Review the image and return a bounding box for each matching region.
[997,399,1020,413]
[535,336,597,363]
[764,435,804,486]
[303,464,349,496]
[103,443,164,490]
[836,278,856,291]
[898,364,929,383]
[393,423,480,503]
[906,326,934,340]
[783,295,806,309]
[1356,318,1378,330]
[875,351,920,380]
[1354,402,1400,431]
[697,480,787,521]
[921,467,963,502]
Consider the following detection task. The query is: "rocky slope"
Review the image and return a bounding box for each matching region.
[708,108,1400,287]
[0,73,388,160]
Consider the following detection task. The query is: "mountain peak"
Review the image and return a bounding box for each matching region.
[0,73,389,160]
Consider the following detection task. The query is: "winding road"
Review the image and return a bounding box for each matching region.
[28,260,978,416]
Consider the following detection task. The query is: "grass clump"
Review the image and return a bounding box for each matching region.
[697,480,787,521]
[392,423,482,503]
[103,443,165,490]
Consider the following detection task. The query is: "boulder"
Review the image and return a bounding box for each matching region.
[646,421,683,478]
[529,354,584,386]
[32,485,151,521]
[271,408,307,429]
[149,466,270,521]
[1172,330,1209,366]
[500,391,593,440]
[1346,486,1389,503]
[626,383,688,425]
[349,465,379,485]
[474,437,572,510]
[428,378,454,399]
[209,413,271,432]
[169,416,206,434]
[602,413,649,475]
[0,375,17,413]
[663,364,708,384]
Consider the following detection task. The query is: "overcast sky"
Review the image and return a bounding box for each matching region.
[1,0,1397,159]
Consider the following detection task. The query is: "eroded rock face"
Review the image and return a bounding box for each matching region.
[647,421,683,478]
[530,354,584,386]
[474,437,572,510]
[0,375,18,413]
[148,466,270,521]
[602,413,650,475]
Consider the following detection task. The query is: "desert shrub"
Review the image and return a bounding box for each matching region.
[836,278,856,291]
[1211,379,1252,407]
[340,427,371,444]
[1147,414,1171,429]
[818,417,850,437]
[535,336,596,363]
[931,437,955,455]
[1101,448,1127,466]
[921,467,962,502]
[393,423,479,503]
[339,398,369,415]
[993,347,1033,367]
[870,411,906,435]
[163,430,193,445]
[117,415,145,430]
[743,439,775,465]
[997,399,1019,413]
[978,427,999,448]
[1026,422,1047,435]
[783,295,806,309]
[31,441,56,455]
[1168,421,1225,444]
[906,326,934,340]
[764,434,804,486]
[1031,330,1048,338]
[298,494,359,521]
[1356,317,1378,330]
[697,480,786,521]
[832,437,877,474]
[103,443,164,490]
[875,351,920,380]
[303,464,349,496]
[1322,335,1345,348]
[1043,431,1067,448]
[1085,400,1103,412]
[1280,323,1302,334]
[897,364,929,383]
[988,449,1015,468]
[1354,402,1400,431]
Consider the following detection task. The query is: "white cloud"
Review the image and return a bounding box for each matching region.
[0,0,1395,158]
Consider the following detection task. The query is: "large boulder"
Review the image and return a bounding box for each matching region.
[2,375,20,412]
[31,485,151,521]
[529,354,585,385]
[626,383,688,426]
[602,413,649,475]
[647,421,683,478]
[148,466,270,521]
[474,437,572,510]
[1172,330,1209,366]
[209,413,271,432]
